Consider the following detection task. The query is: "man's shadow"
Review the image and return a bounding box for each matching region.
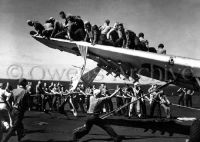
[106,118,190,136]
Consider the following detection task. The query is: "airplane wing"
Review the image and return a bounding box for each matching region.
[32,36,200,91]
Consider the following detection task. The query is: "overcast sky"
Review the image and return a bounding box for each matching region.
[0,0,200,67]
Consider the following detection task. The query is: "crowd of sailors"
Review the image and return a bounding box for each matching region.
[177,87,194,107]
[27,11,166,54]
[0,78,196,141]
[0,80,175,119]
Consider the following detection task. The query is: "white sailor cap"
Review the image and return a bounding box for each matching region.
[134,82,139,86]
[93,89,101,96]
[49,17,55,21]
[84,21,90,25]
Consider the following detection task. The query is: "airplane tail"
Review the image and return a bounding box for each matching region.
[81,67,101,87]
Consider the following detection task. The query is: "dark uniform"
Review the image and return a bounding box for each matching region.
[115,87,124,115]
[36,82,44,111]
[104,89,113,113]
[2,78,28,142]
[149,91,162,118]
[77,85,86,113]
[27,20,45,36]
[177,88,185,106]
[67,16,85,41]
[109,29,119,44]
[159,91,171,118]
[85,87,92,111]
[185,89,194,107]
[43,84,53,111]
[123,87,132,116]
[51,85,60,111]
[26,82,33,111]
[136,87,147,118]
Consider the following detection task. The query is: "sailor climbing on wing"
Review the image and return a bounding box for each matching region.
[29,11,169,53]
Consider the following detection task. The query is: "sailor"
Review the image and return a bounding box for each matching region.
[159,90,171,118]
[99,19,113,46]
[148,41,157,53]
[115,85,124,115]
[49,82,54,90]
[51,83,60,111]
[49,18,66,39]
[100,19,111,35]
[135,83,147,118]
[58,88,77,117]
[84,21,92,42]
[2,78,29,142]
[128,83,137,118]
[99,83,106,113]
[103,84,113,113]
[125,30,139,50]
[116,23,126,48]
[59,11,68,26]
[76,85,86,113]
[0,83,12,134]
[137,32,148,51]
[92,84,96,92]
[122,85,132,117]
[107,22,119,44]
[91,25,101,45]
[145,40,150,49]
[73,89,123,142]
[75,15,85,31]
[85,86,92,111]
[50,11,68,39]
[27,20,45,36]
[58,86,68,114]
[148,84,162,118]
[36,81,44,111]
[138,32,146,43]
[157,43,166,54]
[177,88,186,106]
[185,89,194,107]
[57,83,62,108]
[84,22,101,45]
[42,82,53,112]
[66,15,86,41]
[26,82,33,111]
[4,83,13,110]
